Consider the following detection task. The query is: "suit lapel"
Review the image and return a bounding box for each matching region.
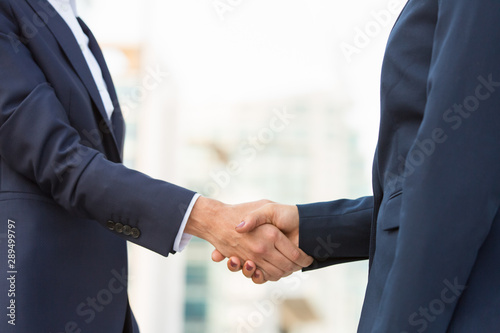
[25,0,123,160]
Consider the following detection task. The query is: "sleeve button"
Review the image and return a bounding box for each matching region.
[123,225,132,236]
[106,221,115,231]
[115,223,124,233]
[131,228,141,239]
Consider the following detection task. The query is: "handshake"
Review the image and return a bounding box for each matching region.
[185,197,314,284]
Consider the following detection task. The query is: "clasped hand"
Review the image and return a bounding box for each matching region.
[185,197,310,284]
[186,197,313,283]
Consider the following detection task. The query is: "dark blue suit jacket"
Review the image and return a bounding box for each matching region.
[0,0,195,332]
[299,1,500,332]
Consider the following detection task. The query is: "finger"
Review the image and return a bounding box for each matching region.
[256,232,312,276]
[227,257,243,272]
[252,229,303,275]
[211,249,226,262]
[236,204,276,234]
[252,269,267,284]
[246,262,284,282]
[262,250,301,277]
[242,260,257,278]
[256,258,292,281]
[244,227,300,280]
[274,231,314,268]
[253,266,292,284]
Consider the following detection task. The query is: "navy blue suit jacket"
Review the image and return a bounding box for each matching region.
[299,1,500,332]
[0,0,195,332]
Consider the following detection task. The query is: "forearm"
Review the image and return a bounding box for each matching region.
[74,156,196,255]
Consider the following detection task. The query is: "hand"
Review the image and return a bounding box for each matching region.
[212,202,306,284]
[185,198,312,281]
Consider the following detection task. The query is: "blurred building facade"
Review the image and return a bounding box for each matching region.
[174,93,370,333]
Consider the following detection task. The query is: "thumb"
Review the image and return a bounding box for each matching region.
[235,204,275,233]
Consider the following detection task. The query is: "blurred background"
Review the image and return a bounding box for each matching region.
[78,0,406,332]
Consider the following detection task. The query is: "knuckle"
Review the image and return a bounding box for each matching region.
[252,244,267,255]
[258,199,273,206]
[263,227,279,242]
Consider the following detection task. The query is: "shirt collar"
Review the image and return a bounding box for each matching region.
[48,0,78,17]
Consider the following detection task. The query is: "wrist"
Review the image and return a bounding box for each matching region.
[185,196,224,243]
[278,204,300,247]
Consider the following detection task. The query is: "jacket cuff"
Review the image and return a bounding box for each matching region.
[298,197,373,270]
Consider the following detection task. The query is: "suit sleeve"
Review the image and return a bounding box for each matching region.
[373,0,500,331]
[298,196,373,270]
[0,1,195,256]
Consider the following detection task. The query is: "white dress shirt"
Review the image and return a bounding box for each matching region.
[48,0,197,251]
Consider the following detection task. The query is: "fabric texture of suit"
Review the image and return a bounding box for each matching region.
[0,0,196,331]
[299,0,500,332]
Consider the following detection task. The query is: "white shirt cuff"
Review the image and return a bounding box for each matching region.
[173,193,201,252]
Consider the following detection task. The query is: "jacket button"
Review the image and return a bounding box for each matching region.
[131,228,141,239]
[107,221,115,231]
[123,225,132,236]
[115,223,124,233]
